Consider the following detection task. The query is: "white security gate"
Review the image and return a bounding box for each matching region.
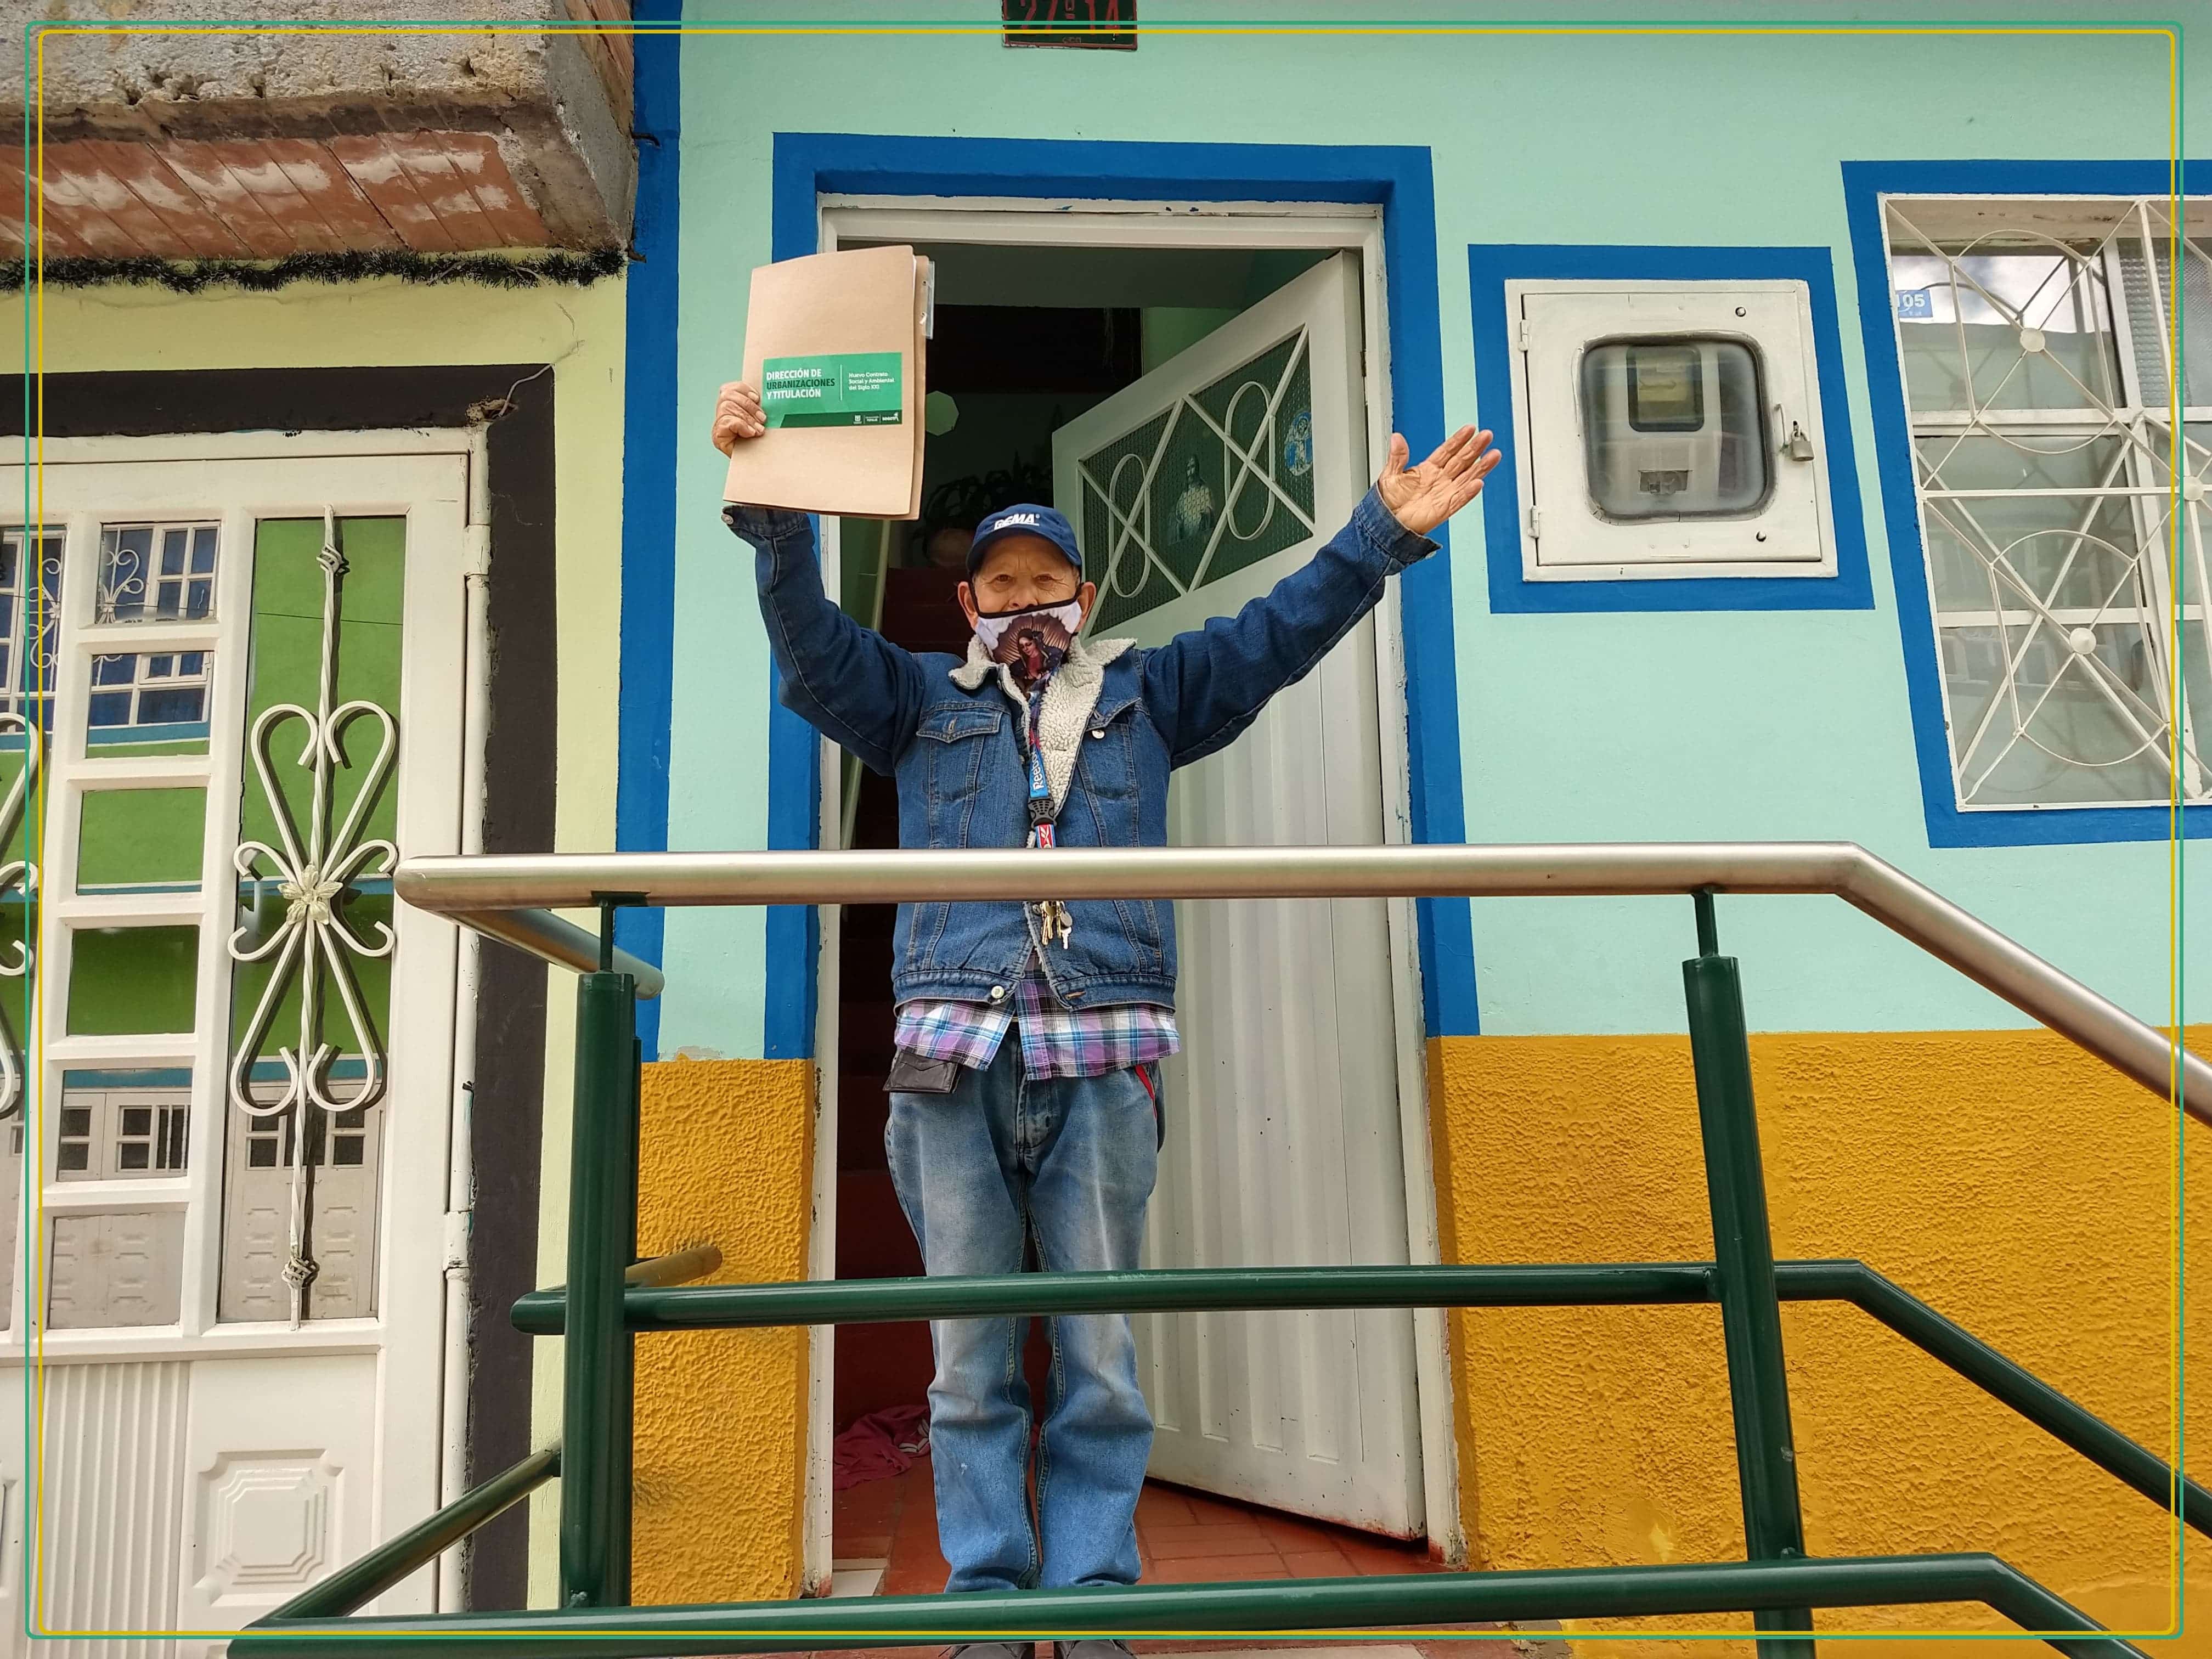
[1051,253,1426,1535]
[0,439,472,1655]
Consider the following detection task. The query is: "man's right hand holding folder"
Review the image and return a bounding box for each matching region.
[712,381,768,451]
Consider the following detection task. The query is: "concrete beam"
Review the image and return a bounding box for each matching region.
[5,0,635,253]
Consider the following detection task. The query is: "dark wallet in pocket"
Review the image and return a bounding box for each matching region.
[884,1049,961,1094]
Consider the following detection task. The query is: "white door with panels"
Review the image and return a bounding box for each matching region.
[0,441,471,1655]
[1051,252,1425,1536]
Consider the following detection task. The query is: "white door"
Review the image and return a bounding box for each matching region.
[1051,253,1425,1536]
[0,441,471,1655]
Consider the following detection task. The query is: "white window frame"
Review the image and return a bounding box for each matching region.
[1880,191,2212,812]
[1505,276,1841,582]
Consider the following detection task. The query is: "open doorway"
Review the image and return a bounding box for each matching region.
[818,214,1452,1592]
[829,243,1328,1408]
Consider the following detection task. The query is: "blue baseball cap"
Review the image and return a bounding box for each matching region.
[967,503,1082,578]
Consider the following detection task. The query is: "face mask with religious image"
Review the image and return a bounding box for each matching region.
[974,598,1082,685]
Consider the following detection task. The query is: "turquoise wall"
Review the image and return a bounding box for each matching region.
[659,1,2201,1057]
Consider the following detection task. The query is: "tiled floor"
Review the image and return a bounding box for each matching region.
[824,1459,1538,1659]
[1127,1481,1446,1585]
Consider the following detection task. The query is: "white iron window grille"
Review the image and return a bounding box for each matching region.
[1074,325,1318,633]
[227,508,396,1327]
[1,526,63,731]
[97,521,219,625]
[1884,195,2212,810]
[0,711,37,1128]
[0,527,50,1132]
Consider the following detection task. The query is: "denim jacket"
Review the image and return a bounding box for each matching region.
[725,488,1437,1008]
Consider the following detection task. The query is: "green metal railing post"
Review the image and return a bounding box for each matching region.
[607,1024,642,1584]
[1684,891,1815,1658]
[558,902,641,1608]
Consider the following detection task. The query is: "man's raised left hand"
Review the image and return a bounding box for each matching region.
[1376,426,1501,537]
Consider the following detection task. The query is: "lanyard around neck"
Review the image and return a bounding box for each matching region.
[1022,679,1058,849]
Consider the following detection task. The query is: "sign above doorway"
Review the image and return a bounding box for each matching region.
[1002,0,1137,50]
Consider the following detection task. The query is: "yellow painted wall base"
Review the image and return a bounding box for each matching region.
[631,1056,815,1605]
[1430,1029,2209,1656]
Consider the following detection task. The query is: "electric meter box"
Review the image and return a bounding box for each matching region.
[1506,279,1838,580]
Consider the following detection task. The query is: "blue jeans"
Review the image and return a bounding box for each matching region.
[885,1043,1160,1592]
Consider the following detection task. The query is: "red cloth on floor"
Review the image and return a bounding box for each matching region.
[832,1403,931,1491]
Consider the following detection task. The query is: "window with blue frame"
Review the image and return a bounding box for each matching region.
[1880,193,2208,813]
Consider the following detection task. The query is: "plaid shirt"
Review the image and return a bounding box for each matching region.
[894,961,1180,1080]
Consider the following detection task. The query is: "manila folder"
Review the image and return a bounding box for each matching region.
[721,244,928,520]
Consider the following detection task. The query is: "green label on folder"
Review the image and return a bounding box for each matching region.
[761,352,905,427]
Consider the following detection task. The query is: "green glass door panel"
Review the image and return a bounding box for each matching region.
[77,787,207,894]
[239,517,405,856]
[66,926,199,1035]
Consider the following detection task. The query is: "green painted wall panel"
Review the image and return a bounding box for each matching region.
[67,926,198,1036]
[78,787,205,893]
[240,516,404,855]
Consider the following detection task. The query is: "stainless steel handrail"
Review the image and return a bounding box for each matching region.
[464,903,667,1000]
[394,840,2207,1125]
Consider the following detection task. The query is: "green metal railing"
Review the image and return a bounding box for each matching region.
[234,842,2210,1657]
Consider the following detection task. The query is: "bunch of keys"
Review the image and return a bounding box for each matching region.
[1040,899,1075,949]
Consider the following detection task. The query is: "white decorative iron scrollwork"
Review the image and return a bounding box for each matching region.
[1078,326,1316,632]
[227,509,397,1327]
[1886,196,2211,807]
[0,713,38,1126]
[93,527,147,626]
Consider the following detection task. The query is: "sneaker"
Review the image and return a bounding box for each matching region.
[1052,1645,1133,1659]
[941,1647,1033,1659]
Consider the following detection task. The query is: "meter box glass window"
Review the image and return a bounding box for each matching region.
[1579,338,1769,518]
[1508,280,1837,579]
